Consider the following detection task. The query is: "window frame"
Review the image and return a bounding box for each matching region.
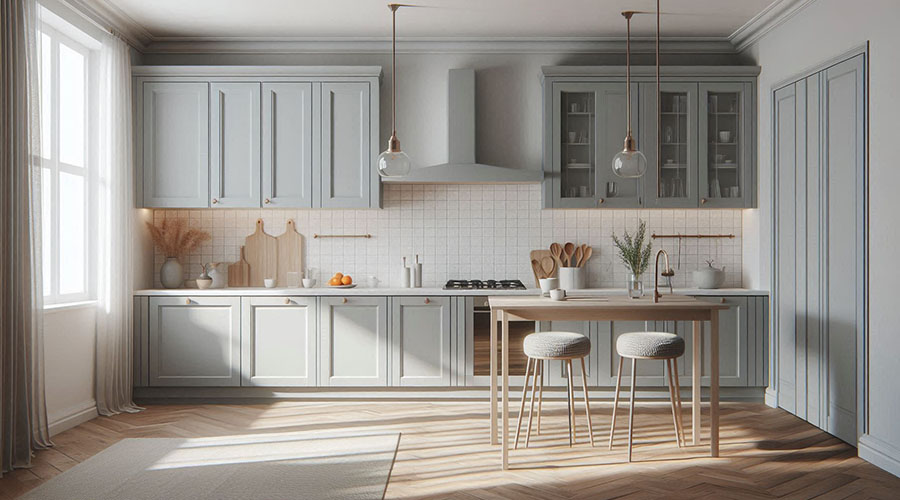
[38,20,99,306]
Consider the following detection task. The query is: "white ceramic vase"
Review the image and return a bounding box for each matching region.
[160,257,184,289]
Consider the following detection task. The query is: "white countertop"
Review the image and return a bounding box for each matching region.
[134,287,768,297]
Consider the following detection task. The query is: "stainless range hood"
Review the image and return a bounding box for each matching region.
[382,68,543,184]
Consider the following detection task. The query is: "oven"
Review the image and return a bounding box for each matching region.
[464,296,538,386]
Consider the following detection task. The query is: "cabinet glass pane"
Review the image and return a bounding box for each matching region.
[657,91,689,199]
[706,92,743,199]
[560,92,594,199]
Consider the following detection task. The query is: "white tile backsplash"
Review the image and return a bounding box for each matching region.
[151,184,743,289]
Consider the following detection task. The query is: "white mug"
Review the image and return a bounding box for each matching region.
[264,278,276,288]
[539,277,559,296]
[367,275,379,288]
[718,130,732,143]
[549,288,566,301]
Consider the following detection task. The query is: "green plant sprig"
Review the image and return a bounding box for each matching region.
[611,220,653,277]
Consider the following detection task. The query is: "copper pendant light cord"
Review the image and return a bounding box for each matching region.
[624,12,633,137]
[387,4,401,152]
[656,0,661,176]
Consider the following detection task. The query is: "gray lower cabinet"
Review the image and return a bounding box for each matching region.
[141,82,210,208]
[210,83,262,208]
[390,297,452,386]
[241,297,317,387]
[148,296,241,386]
[319,296,388,386]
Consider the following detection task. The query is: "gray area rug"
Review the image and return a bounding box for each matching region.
[22,432,400,500]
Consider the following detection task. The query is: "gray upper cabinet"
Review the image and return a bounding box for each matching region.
[241,296,317,387]
[262,83,314,208]
[134,66,381,209]
[210,83,262,208]
[541,66,759,208]
[148,296,241,386]
[391,297,452,387]
[320,82,372,209]
[141,82,210,208]
[320,296,388,386]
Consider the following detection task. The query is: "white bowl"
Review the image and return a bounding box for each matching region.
[539,277,559,296]
[549,289,567,301]
[196,278,213,289]
[302,278,316,288]
[264,279,276,288]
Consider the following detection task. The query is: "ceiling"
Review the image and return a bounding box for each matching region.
[100,0,777,41]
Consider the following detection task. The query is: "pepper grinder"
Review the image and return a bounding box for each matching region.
[400,256,411,288]
[413,254,423,288]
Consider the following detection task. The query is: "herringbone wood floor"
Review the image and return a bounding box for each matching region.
[2,401,899,499]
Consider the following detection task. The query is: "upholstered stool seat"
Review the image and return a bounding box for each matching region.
[616,331,685,359]
[524,331,591,359]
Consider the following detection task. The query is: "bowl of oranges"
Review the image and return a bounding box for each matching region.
[328,272,355,288]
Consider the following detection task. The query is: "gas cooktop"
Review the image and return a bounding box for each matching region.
[443,279,527,290]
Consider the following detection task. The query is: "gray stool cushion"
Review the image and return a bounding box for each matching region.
[523,332,591,359]
[616,331,685,359]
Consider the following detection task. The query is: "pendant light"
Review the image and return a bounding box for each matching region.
[378,3,412,178]
[611,11,647,178]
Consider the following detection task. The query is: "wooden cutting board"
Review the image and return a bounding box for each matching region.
[529,249,557,286]
[276,219,304,287]
[245,219,278,287]
[227,246,250,287]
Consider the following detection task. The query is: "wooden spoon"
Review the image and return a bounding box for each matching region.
[574,245,584,268]
[549,243,563,267]
[541,256,555,277]
[531,259,544,281]
[563,242,575,267]
[581,246,593,267]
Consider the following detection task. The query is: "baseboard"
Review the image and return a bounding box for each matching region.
[765,387,778,408]
[859,434,900,478]
[48,400,98,437]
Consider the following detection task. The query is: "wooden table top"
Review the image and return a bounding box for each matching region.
[488,294,730,310]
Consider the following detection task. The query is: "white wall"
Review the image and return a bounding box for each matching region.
[44,305,97,435]
[746,0,900,476]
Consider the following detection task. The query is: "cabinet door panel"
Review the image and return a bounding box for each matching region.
[697,297,749,386]
[321,82,371,208]
[698,82,753,208]
[210,83,261,208]
[262,83,314,208]
[142,82,209,208]
[241,297,316,386]
[149,297,240,386]
[320,296,387,386]
[391,297,452,386]
[642,82,700,207]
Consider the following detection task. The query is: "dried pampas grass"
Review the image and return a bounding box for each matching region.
[146,219,210,258]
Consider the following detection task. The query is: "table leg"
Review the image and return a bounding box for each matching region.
[490,308,498,445]
[692,320,701,446]
[501,311,510,470]
[710,310,720,457]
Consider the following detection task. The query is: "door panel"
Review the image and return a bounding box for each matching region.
[320,82,371,208]
[699,82,754,208]
[391,297,452,386]
[320,296,388,386]
[210,83,261,208]
[643,82,699,207]
[241,297,317,386]
[262,83,314,208]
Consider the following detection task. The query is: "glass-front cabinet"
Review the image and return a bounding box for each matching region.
[550,82,641,208]
[699,83,754,208]
[641,83,699,207]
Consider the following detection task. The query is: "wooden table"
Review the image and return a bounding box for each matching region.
[488,294,729,469]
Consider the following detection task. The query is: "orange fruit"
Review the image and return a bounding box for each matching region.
[333,272,343,280]
[341,275,352,285]
[329,277,341,286]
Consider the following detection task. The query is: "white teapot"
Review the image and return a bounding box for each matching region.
[692,259,726,289]
[207,262,227,289]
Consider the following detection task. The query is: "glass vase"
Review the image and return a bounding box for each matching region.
[627,273,643,299]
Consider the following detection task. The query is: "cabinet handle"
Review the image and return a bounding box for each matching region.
[184,298,191,305]
[720,297,727,303]
[424,298,430,304]
[700,198,708,205]
[598,198,604,205]
[211,198,218,204]
[264,198,271,205]
[342,298,348,304]
[284,298,291,305]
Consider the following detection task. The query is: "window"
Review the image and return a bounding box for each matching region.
[38,14,98,305]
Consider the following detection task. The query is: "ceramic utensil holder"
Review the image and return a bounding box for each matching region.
[558,267,585,291]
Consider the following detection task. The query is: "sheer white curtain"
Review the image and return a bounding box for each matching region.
[95,32,141,416]
[1,0,52,476]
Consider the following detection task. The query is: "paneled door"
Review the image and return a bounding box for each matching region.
[148,296,240,386]
[699,82,754,208]
[210,83,261,208]
[773,53,865,444]
[642,82,700,208]
[141,82,209,208]
[241,297,317,386]
[391,297,452,386]
[320,82,372,208]
[262,83,314,208]
[320,296,388,386]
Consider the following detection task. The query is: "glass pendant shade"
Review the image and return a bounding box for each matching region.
[377,149,411,177]
[612,148,647,178]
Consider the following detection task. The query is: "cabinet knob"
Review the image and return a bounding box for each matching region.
[184,298,191,305]
[598,198,604,205]
[701,198,708,204]
[424,298,430,304]
[721,297,727,303]
[284,298,291,305]
[264,198,271,205]
[211,198,218,204]
[342,298,348,304]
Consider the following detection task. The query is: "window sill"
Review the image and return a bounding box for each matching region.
[44,300,97,313]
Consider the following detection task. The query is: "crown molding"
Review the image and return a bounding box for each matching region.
[729,0,818,52]
[141,36,737,55]
[64,0,152,49]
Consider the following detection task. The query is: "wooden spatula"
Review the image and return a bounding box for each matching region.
[574,245,583,268]
[550,243,563,267]
[541,256,555,277]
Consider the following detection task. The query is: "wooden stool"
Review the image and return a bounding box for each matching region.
[610,331,686,462]
[514,331,594,448]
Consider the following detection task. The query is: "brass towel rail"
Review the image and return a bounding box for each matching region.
[313,234,372,239]
[651,233,734,239]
